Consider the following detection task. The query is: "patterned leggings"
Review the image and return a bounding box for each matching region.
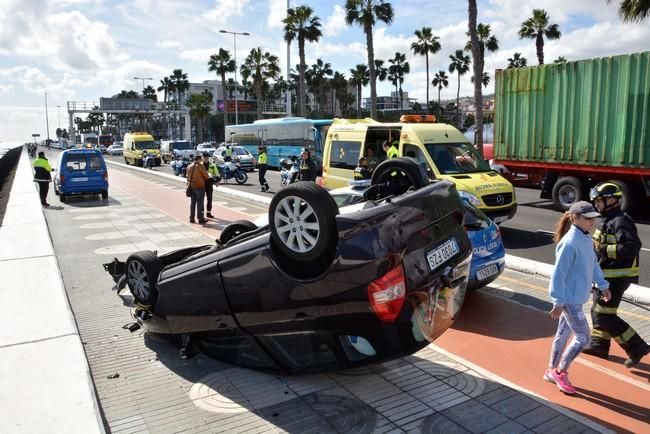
[549,304,590,372]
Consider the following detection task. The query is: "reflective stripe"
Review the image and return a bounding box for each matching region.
[606,244,617,259]
[387,147,399,159]
[614,327,636,344]
[606,235,616,243]
[603,267,640,278]
[594,305,618,314]
[591,329,611,340]
[592,229,601,240]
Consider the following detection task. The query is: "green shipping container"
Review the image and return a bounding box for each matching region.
[494,51,650,169]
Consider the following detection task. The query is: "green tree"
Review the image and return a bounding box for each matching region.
[157,77,173,104]
[388,52,409,111]
[345,0,394,119]
[518,9,561,65]
[170,69,190,105]
[411,27,441,114]
[307,58,333,117]
[330,71,348,116]
[349,64,370,117]
[448,49,471,128]
[374,59,389,82]
[283,5,322,117]
[609,0,650,22]
[115,90,139,98]
[431,70,449,120]
[186,91,213,143]
[87,108,105,132]
[142,85,157,101]
[471,72,491,88]
[553,56,568,64]
[507,52,528,68]
[241,47,281,120]
[208,48,236,127]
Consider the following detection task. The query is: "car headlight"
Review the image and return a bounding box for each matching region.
[458,191,482,207]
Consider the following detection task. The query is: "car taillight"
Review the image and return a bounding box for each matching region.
[104,172,108,181]
[367,264,406,322]
[60,175,65,183]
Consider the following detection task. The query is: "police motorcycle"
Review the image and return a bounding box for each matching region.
[280,156,300,187]
[171,154,191,177]
[218,157,248,184]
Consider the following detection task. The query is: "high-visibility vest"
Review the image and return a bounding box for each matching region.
[258,151,267,165]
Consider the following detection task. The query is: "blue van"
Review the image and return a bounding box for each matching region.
[54,148,109,202]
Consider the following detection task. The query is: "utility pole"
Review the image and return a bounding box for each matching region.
[219,30,250,125]
[286,0,291,117]
[44,92,51,147]
[133,77,153,93]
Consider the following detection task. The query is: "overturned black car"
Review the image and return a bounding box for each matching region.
[104,158,472,374]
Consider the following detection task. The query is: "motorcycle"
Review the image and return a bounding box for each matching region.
[280,157,299,187]
[143,152,155,169]
[171,156,191,177]
[218,159,248,184]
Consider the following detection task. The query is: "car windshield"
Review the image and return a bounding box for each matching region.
[424,142,490,174]
[135,140,157,150]
[172,142,193,150]
[234,147,249,156]
[201,144,215,149]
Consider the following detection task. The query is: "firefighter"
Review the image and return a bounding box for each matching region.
[583,182,649,368]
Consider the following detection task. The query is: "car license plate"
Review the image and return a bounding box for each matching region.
[71,177,89,182]
[493,215,508,224]
[426,238,459,272]
[476,264,499,280]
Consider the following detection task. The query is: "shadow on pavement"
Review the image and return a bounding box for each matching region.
[500,226,554,250]
[56,196,122,207]
[574,387,649,425]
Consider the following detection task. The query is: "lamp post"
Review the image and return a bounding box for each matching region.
[56,105,61,129]
[219,29,250,125]
[133,77,153,93]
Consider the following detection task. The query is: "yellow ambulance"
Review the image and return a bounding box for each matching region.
[322,115,516,223]
[123,132,161,167]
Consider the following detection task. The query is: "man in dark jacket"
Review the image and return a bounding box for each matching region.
[32,151,53,206]
[299,148,317,182]
[583,182,649,368]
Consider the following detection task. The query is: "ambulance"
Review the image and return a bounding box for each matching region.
[123,132,161,167]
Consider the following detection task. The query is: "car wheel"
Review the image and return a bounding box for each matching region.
[235,171,248,184]
[101,190,108,200]
[220,220,258,245]
[369,157,429,198]
[59,193,66,203]
[552,176,585,211]
[269,182,338,263]
[124,157,129,165]
[126,250,162,306]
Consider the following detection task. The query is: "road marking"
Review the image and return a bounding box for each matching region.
[575,357,650,392]
[641,247,650,253]
[536,229,554,236]
[497,275,649,321]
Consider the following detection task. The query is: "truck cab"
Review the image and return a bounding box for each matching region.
[322,116,517,223]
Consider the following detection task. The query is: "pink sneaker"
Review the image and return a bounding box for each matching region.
[543,369,555,384]
[549,369,576,395]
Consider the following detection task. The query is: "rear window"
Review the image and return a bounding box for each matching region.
[89,155,103,169]
[329,140,361,170]
[65,154,87,171]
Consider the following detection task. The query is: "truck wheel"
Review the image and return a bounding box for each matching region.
[126,250,162,306]
[220,220,258,245]
[552,176,585,211]
[269,182,338,263]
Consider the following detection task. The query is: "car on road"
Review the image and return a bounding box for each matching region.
[104,158,472,374]
[214,145,256,172]
[106,144,123,156]
[196,142,217,156]
[54,148,109,202]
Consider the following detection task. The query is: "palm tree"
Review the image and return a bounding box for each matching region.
[186,91,213,143]
[411,27,441,114]
[609,0,650,22]
[518,9,561,65]
[283,5,322,117]
[388,52,410,111]
[448,49,470,128]
[142,85,157,101]
[208,48,236,127]
[349,64,369,117]
[330,71,348,116]
[471,72,491,88]
[308,59,333,117]
[345,0,394,119]
[157,77,173,104]
[431,70,448,120]
[553,56,567,64]
[241,47,280,120]
[374,59,389,82]
[170,69,190,105]
[507,52,528,68]
[116,90,139,98]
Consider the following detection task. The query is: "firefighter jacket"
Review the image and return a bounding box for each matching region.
[593,207,641,281]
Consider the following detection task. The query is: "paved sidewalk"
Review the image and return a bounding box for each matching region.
[0,149,104,433]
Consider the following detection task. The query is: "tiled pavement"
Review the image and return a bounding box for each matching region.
[43,187,629,434]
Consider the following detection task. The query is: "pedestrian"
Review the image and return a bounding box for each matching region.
[202,153,219,219]
[186,155,209,224]
[32,151,53,207]
[257,145,269,192]
[583,182,649,367]
[299,148,317,182]
[354,157,372,180]
[365,147,379,170]
[382,139,398,160]
[544,201,611,395]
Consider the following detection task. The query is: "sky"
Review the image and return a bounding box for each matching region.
[1,0,649,143]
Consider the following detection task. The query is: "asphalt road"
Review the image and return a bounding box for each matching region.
[102,153,650,287]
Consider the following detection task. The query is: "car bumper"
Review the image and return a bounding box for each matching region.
[483,203,517,224]
[468,255,505,290]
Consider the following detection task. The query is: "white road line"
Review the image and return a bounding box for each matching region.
[536,229,554,236]
[575,357,650,391]
[641,247,650,253]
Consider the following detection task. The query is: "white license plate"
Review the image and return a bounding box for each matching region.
[426,238,459,272]
[71,177,89,182]
[476,264,499,280]
[493,215,508,224]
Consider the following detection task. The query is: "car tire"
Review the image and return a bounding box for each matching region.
[124,157,129,165]
[126,250,162,306]
[101,190,108,200]
[235,171,248,184]
[220,220,258,245]
[552,176,585,211]
[59,193,66,203]
[369,157,429,198]
[269,182,339,263]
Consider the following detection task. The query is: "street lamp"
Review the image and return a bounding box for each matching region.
[57,105,61,129]
[133,77,153,93]
[219,29,250,125]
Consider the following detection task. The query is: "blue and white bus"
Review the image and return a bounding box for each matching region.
[225,117,333,170]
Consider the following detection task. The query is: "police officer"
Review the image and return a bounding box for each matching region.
[299,148,317,182]
[32,151,53,206]
[354,157,371,180]
[202,152,219,218]
[583,182,649,368]
[257,145,269,192]
[223,144,233,162]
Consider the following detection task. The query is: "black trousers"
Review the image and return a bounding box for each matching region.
[205,183,213,212]
[590,277,647,357]
[37,181,49,204]
[258,164,268,186]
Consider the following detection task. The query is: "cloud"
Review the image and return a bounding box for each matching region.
[203,0,249,27]
[157,40,184,50]
[267,0,286,29]
[323,4,346,37]
[0,84,14,94]
[180,47,220,62]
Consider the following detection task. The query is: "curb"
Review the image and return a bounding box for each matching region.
[106,159,650,306]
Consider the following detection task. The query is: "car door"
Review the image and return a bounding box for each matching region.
[87,152,107,189]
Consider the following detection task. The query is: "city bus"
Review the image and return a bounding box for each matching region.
[225,117,333,170]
